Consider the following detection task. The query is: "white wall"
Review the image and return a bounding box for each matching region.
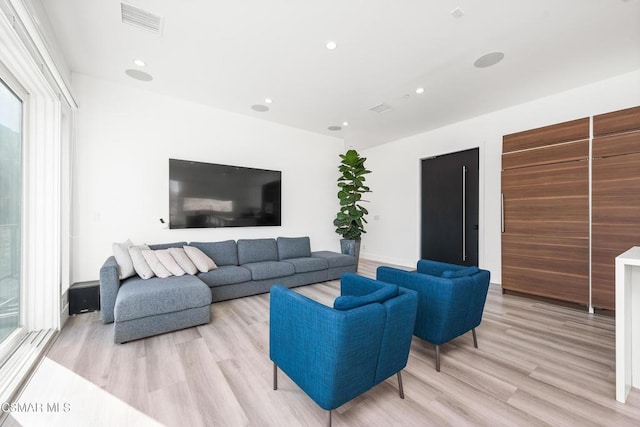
[72,73,344,282]
[360,70,640,284]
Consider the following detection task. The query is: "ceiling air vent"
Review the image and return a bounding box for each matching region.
[369,103,392,113]
[121,3,164,35]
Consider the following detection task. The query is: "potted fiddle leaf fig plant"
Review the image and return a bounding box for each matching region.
[333,149,371,266]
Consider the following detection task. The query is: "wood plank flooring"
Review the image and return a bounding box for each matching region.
[34,260,640,425]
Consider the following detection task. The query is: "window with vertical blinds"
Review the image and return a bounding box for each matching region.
[0,77,22,348]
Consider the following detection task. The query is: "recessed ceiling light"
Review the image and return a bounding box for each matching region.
[342,121,349,126]
[133,59,146,67]
[125,69,153,81]
[251,104,269,112]
[415,87,425,94]
[326,41,337,50]
[265,98,273,104]
[328,125,342,131]
[474,51,505,68]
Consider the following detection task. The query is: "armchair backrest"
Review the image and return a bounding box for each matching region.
[424,275,487,344]
[416,260,490,338]
[269,275,417,411]
[377,261,490,345]
[270,285,386,410]
[374,287,418,383]
[465,269,491,332]
[336,274,418,384]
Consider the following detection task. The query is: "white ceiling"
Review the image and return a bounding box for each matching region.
[40,0,640,149]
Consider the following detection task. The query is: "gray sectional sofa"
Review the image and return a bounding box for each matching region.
[99,236,356,343]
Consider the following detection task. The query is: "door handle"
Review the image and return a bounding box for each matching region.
[462,165,467,262]
[501,192,505,233]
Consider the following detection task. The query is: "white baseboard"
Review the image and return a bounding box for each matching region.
[60,304,69,328]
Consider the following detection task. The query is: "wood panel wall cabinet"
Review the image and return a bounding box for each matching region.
[502,118,589,304]
[592,106,640,310]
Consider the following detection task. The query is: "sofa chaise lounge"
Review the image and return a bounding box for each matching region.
[100,236,356,343]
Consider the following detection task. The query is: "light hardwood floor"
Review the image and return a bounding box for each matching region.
[21,260,640,425]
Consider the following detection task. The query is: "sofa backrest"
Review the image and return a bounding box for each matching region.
[190,240,238,266]
[277,236,311,260]
[237,238,278,264]
[149,241,188,250]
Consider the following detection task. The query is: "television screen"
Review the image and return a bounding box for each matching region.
[169,159,281,229]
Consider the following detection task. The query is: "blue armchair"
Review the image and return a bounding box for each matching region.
[377,260,490,372]
[270,273,418,426]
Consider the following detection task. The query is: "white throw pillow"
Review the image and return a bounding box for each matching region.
[141,249,172,278]
[129,245,155,279]
[168,247,198,275]
[155,249,185,276]
[112,239,135,279]
[183,245,217,273]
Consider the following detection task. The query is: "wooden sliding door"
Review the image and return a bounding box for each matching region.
[592,106,640,310]
[502,118,589,304]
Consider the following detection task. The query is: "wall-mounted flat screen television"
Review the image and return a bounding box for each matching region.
[169,159,281,229]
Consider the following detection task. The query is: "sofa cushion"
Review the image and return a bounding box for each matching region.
[283,257,328,273]
[114,275,211,322]
[197,265,252,287]
[112,239,135,279]
[156,249,186,276]
[168,247,198,275]
[237,239,279,264]
[333,284,399,311]
[190,240,238,266]
[312,251,356,268]
[243,261,295,281]
[184,245,217,273]
[141,249,172,278]
[129,245,154,279]
[441,266,479,278]
[277,236,311,260]
[149,241,188,250]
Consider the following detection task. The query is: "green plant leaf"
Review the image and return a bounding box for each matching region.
[334,149,372,238]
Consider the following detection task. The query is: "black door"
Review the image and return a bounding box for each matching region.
[421,148,479,266]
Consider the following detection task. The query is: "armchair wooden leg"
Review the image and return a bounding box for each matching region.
[397,371,405,399]
[472,328,478,348]
[327,410,332,427]
[435,345,441,372]
[273,362,278,390]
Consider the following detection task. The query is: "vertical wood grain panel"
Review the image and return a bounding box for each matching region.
[593,105,640,137]
[591,106,640,310]
[502,234,588,304]
[502,106,640,310]
[502,140,588,170]
[503,118,589,153]
[592,131,640,158]
[502,133,588,304]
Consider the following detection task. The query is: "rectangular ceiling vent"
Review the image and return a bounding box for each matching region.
[121,3,164,35]
[369,103,392,113]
